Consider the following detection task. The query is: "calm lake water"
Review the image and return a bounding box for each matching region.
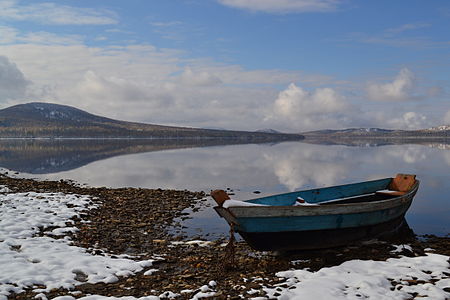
[1,139,449,238]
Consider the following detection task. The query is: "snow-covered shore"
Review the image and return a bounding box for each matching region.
[0,187,156,300]
[263,254,450,299]
[0,183,449,299]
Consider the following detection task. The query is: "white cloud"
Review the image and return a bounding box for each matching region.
[0,41,440,132]
[0,25,83,45]
[367,68,416,101]
[360,108,432,130]
[23,32,82,45]
[0,55,30,102]
[150,21,183,27]
[341,23,445,49]
[385,111,427,130]
[385,23,431,35]
[179,67,222,86]
[0,43,292,130]
[427,86,443,97]
[0,0,117,25]
[275,83,346,114]
[149,19,205,42]
[0,26,18,44]
[0,25,442,133]
[444,110,450,125]
[270,83,352,130]
[403,111,427,128]
[218,0,342,13]
[346,33,440,49]
[203,65,305,85]
[72,70,156,106]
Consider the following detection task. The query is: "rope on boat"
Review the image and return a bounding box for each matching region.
[220,223,236,272]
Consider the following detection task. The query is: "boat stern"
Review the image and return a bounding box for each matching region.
[210,189,230,207]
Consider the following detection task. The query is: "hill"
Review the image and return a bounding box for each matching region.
[0,102,303,141]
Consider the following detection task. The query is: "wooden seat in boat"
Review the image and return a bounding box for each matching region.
[375,190,406,196]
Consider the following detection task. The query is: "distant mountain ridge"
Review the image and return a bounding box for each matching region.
[300,126,450,146]
[302,128,395,135]
[0,102,304,141]
[255,129,281,134]
[302,126,450,137]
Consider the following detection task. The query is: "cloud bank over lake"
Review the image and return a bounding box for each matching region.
[0,0,448,132]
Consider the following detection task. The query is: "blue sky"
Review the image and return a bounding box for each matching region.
[0,0,449,131]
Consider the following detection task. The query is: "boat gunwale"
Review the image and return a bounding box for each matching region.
[244,177,393,204]
[223,181,419,218]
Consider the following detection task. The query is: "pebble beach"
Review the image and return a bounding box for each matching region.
[0,173,449,300]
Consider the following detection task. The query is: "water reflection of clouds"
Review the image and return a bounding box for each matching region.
[32,142,439,192]
[402,147,428,164]
[35,143,357,193]
[443,151,450,166]
[380,145,428,164]
[22,142,446,194]
[38,145,282,191]
[265,144,351,191]
[14,141,450,235]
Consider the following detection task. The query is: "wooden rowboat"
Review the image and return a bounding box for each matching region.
[211,174,419,251]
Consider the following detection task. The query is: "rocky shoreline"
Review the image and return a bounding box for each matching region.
[1,173,449,299]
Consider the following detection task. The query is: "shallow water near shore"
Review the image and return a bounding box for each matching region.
[0,139,449,238]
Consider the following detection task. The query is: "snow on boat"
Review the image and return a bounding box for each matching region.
[211,174,419,251]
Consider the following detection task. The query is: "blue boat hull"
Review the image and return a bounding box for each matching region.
[238,215,408,251]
